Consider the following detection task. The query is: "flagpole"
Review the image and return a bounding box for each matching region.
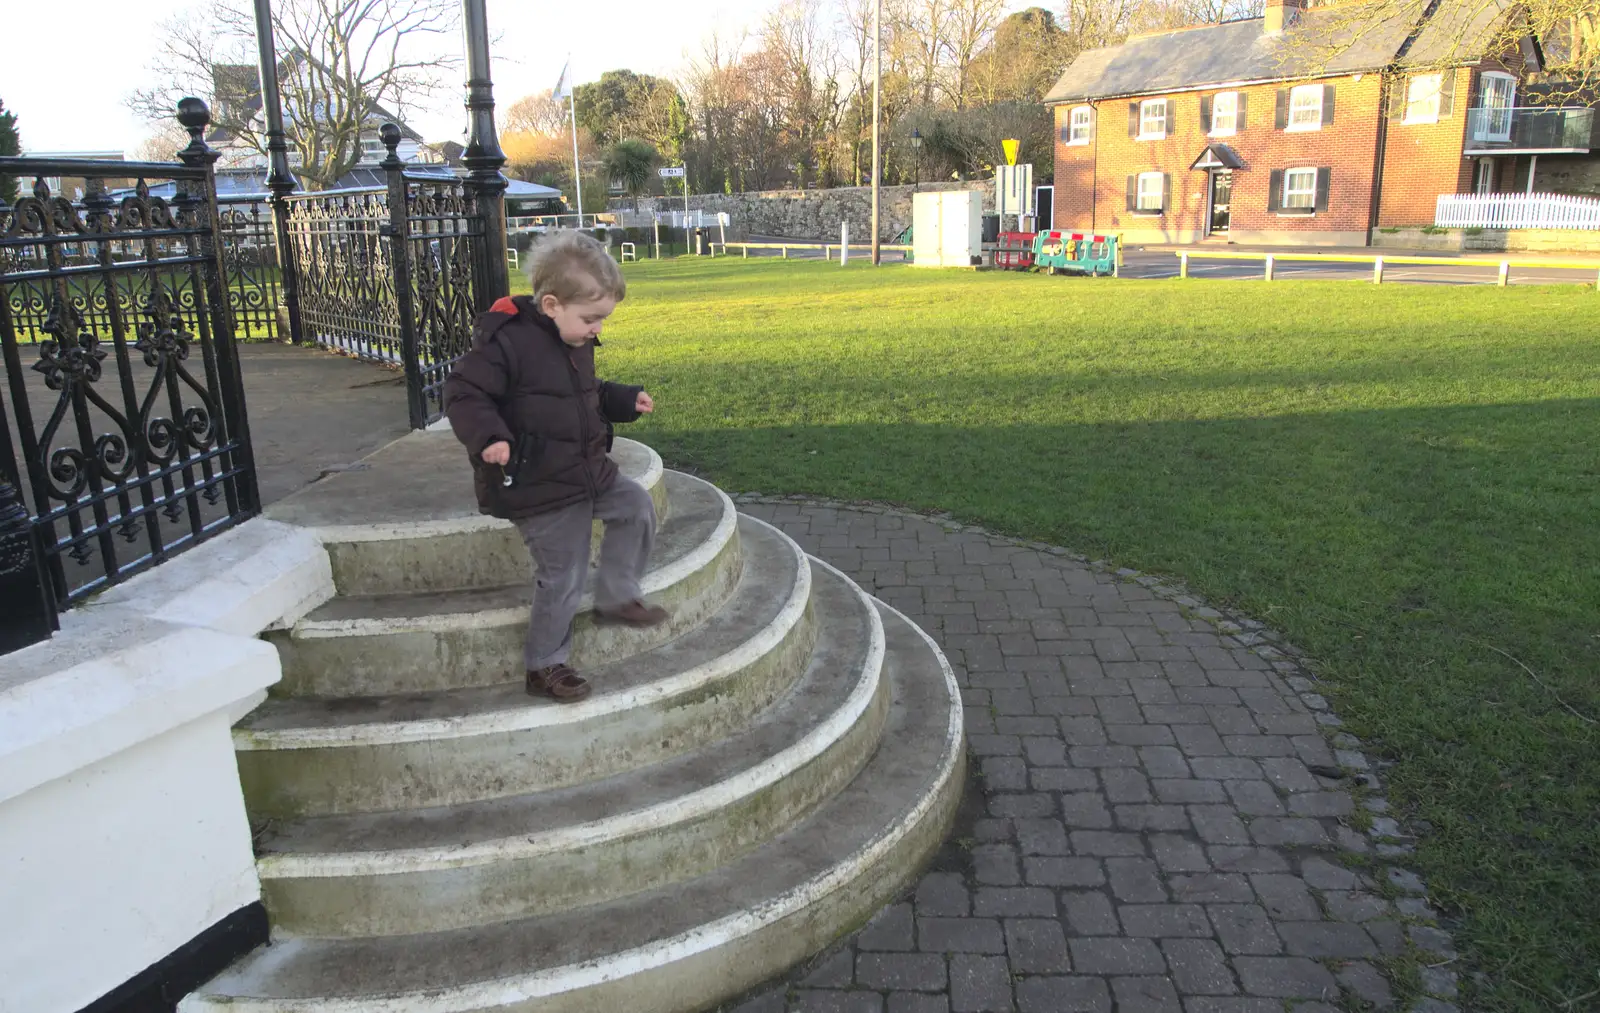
[568,91,583,228]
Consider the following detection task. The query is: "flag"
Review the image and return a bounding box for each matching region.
[552,59,572,100]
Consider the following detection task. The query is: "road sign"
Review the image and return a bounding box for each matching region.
[1002,139,1020,166]
[658,166,686,178]
[997,164,1034,217]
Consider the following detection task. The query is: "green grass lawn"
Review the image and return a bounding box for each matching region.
[536,258,1598,1011]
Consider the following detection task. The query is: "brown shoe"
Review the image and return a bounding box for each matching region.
[595,600,671,627]
[526,663,590,702]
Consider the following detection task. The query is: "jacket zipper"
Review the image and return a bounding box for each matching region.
[567,350,598,499]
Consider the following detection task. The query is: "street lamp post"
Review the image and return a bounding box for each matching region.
[911,128,923,192]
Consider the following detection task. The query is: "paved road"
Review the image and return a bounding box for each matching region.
[721,498,1460,1013]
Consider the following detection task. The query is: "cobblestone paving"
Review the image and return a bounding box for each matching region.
[722,497,1462,1013]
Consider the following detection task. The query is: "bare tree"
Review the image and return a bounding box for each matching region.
[504,93,568,137]
[944,0,1007,108]
[132,121,194,163]
[131,0,459,189]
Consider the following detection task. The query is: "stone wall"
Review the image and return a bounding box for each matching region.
[638,180,997,241]
[1369,225,1600,253]
[1527,154,1600,197]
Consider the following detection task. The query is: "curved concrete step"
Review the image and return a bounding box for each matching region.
[266,434,667,597]
[256,556,888,937]
[267,472,740,698]
[236,518,816,819]
[181,585,966,1013]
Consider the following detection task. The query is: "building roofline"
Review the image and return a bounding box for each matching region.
[1044,66,1409,106]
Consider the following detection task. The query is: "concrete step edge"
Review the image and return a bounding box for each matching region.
[257,552,884,881]
[180,574,966,1013]
[234,522,810,753]
[287,481,735,641]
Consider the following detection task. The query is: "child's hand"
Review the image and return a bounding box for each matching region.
[636,391,655,414]
[481,441,511,466]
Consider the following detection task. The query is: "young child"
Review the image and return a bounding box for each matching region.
[445,231,667,703]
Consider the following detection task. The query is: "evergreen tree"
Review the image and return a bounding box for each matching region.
[0,98,21,205]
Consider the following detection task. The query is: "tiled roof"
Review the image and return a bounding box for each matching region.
[1043,0,1511,103]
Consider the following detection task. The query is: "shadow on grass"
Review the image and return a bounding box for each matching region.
[649,400,1599,1013]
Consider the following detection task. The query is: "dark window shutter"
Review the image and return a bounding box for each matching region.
[1322,84,1336,125]
[1316,167,1332,211]
[1127,174,1138,211]
[1236,92,1249,128]
[1129,102,1140,138]
[1162,173,1172,212]
[1059,124,1070,143]
[1388,77,1406,119]
[1201,94,1213,133]
[1164,98,1176,136]
[1439,72,1456,116]
[1268,169,1284,212]
[1275,89,1289,129]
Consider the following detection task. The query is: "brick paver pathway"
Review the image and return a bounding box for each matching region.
[723,498,1462,1013]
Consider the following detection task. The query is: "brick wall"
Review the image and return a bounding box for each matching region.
[1053,75,1386,244]
[1376,67,1475,226]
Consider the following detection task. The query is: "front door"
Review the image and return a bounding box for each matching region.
[1209,171,1233,234]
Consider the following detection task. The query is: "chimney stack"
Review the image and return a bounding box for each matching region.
[1264,0,1307,33]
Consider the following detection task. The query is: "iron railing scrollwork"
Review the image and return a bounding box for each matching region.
[286,123,500,428]
[0,99,258,632]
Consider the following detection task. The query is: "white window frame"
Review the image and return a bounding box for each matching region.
[1136,171,1165,212]
[1210,92,1239,136]
[1068,106,1094,145]
[1477,71,1517,141]
[1403,73,1443,124]
[1139,98,1168,140]
[1287,84,1323,132]
[1282,166,1317,210]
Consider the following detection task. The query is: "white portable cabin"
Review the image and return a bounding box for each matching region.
[912,190,982,268]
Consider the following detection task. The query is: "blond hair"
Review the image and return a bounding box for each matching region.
[527,231,626,305]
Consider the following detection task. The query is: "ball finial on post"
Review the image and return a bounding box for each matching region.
[176,97,220,167]
[379,122,404,169]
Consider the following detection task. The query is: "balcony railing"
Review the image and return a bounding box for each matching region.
[1435,192,1600,230]
[1464,107,1595,153]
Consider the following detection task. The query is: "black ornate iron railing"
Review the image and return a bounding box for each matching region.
[4,193,284,347]
[280,125,495,428]
[396,167,483,426]
[0,100,258,617]
[216,195,283,342]
[281,189,401,365]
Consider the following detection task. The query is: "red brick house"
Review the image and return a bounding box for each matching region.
[1042,0,1595,245]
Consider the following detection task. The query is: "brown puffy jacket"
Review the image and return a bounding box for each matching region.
[444,295,643,519]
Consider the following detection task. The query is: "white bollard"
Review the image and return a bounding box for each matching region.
[1498,260,1510,287]
[1264,255,1275,282]
[840,221,850,266]
[1179,252,1189,279]
[1372,257,1384,285]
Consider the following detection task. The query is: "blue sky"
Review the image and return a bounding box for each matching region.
[3,0,1039,156]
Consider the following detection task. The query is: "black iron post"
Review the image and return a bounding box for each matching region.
[460,0,509,304]
[178,97,262,514]
[382,125,427,430]
[252,0,304,345]
[0,390,57,653]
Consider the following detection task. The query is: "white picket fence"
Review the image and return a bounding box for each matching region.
[1435,193,1600,231]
